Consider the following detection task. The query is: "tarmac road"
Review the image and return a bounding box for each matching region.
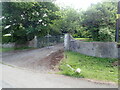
[0,63,118,88]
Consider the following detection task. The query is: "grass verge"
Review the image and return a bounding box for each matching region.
[0,47,14,52]
[74,38,93,42]
[0,47,34,52]
[59,51,118,83]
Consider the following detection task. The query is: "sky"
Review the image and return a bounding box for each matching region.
[55,0,105,10]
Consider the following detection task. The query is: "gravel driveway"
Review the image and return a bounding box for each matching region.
[1,44,64,73]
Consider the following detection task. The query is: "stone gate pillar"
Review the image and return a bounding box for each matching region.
[64,33,71,50]
[28,36,37,48]
[34,36,37,48]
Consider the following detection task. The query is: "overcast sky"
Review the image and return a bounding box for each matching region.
[55,0,114,10]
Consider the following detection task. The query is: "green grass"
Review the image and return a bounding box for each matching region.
[74,38,93,42]
[0,47,14,52]
[0,47,34,52]
[59,51,118,83]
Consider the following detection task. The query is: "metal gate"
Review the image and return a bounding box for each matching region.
[37,35,64,48]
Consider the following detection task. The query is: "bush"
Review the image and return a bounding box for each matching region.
[2,36,12,44]
[98,27,115,42]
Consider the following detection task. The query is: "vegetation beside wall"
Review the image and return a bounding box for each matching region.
[2,1,118,45]
[74,38,93,42]
[59,51,118,83]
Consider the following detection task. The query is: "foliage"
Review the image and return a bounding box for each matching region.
[2,1,118,44]
[2,36,12,43]
[81,2,117,41]
[74,38,93,42]
[59,51,118,83]
[50,7,83,34]
[99,27,115,41]
[2,2,59,44]
[51,1,117,41]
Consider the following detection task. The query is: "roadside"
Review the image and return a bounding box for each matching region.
[1,63,118,88]
[59,51,118,83]
[1,44,118,88]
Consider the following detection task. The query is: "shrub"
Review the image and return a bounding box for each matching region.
[99,27,115,42]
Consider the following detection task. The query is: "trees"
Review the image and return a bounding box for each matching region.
[51,1,117,41]
[2,1,118,45]
[2,2,59,46]
[50,7,85,36]
[81,2,117,41]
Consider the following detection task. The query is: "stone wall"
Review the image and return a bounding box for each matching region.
[64,34,118,58]
[1,36,37,48]
[1,43,15,48]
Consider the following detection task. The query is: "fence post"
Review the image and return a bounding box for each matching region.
[64,33,71,50]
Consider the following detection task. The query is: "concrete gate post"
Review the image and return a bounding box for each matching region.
[64,33,71,50]
[34,36,37,48]
[29,36,38,48]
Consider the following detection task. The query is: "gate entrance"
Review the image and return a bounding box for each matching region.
[37,35,64,48]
